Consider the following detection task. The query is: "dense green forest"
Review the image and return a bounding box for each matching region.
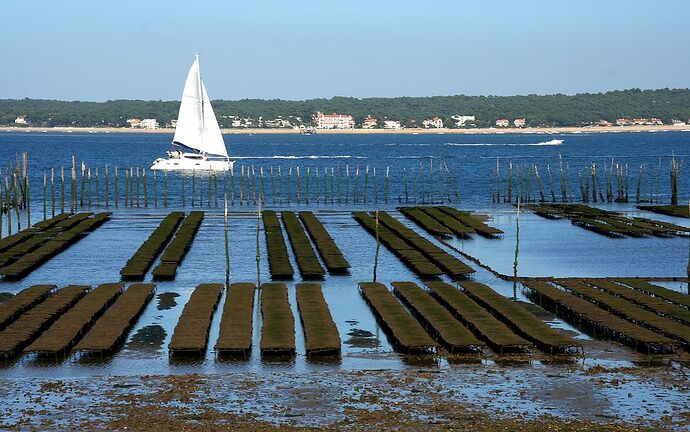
[1,88,689,128]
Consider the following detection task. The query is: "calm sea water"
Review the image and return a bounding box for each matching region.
[0,130,689,208]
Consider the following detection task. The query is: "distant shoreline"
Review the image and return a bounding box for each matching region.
[2,125,690,135]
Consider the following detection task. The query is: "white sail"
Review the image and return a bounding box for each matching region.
[200,82,228,158]
[172,55,228,158]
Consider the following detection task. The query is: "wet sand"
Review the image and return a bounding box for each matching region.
[1,363,687,431]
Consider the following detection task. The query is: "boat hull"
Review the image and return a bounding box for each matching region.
[150,157,234,172]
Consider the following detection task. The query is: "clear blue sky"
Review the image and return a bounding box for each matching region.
[3,0,689,101]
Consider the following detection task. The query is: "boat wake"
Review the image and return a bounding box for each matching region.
[445,139,564,147]
[232,155,367,160]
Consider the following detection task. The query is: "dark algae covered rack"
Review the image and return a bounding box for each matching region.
[281,211,325,280]
[262,211,295,280]
[75,283,155,355]
[0,285,88,360]
[425,281,532,354]
[260,282,295,357]
[215,283,256,358]
[26,282,124,356]
[523,280,675,354]
[120,212,184,280]
[359,282,437,354]
[168,283,223,356]
[392,281,483,353]
[0,284,55,331]
[296,283,341,357]
[459,280,580,354]
[299,211,350,274]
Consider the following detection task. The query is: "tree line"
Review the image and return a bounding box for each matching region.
[1,88,689,128]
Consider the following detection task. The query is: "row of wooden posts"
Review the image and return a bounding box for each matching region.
[492,155,683,205]
[1,157,462,226]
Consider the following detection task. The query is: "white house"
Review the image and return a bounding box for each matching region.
[495,118,509,127]
[127,118,142,128]
[362,116,378,129]
[383,120,402,129]
[513,118,526,127]
[422,116,444,128]
[140,119,159,129]
[452,115,475,127]
[314,112,355,129]
[14,115,29,125]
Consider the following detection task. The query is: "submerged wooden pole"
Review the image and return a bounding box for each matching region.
[385,166,390,204]
[287,167,292,205]
[513,198,521,300]
[88,168,92,207]
[270,166,276,205]
[51,168,55,216]
[239,166,244,206]
[363,165,369,205]
[61,166,65,213]
[143,168,148,208]
[305,167,310,204]
[231,166,235,206]
[260,167,265,205]
[345,165,350,204]
[225,189,230,286]
[0,176,3,238]
[278,166,283,205]
[256,200,261,287]
[80,161,86,208]
[114,166,119,208]
[70,157,76,212]
[5,177,11,235]
[214,172,219,208]
[181,173,186,207]
[153,171,158,207]
[104,165,109,208]
[191,170,196,207]
[95,167,100,207]
[373,210,380,282]
[296,166,301,204]
[43,172,47,221]
[135,167,141,208]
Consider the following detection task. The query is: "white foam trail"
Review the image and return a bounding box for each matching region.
[445,139,564,147]
[232,155,367,160]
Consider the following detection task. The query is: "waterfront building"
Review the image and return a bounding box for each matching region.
[168,119,178,128]
[362,116,378,129]
[495,118,509,127]
[616,118,632,126]
[452,115,475,127]
[14,114,29,125]
[422,116,444,128]
[265,118,292,128]
[127,118,142,128]
[314,112,355,129]
[140,119,159,129]
[513,118,526,127]
[383,120,402,129]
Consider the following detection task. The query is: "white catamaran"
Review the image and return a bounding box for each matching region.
[151,55,233,171]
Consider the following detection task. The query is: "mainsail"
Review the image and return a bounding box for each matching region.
[172,55,228,158]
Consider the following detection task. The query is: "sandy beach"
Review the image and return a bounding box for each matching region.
[3,124,690,135]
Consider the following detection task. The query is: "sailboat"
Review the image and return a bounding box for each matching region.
[151,55,233,171]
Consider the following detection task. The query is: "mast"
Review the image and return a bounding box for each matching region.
[196,54,205,156]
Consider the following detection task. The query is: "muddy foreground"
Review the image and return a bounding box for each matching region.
[1,362,688,431]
